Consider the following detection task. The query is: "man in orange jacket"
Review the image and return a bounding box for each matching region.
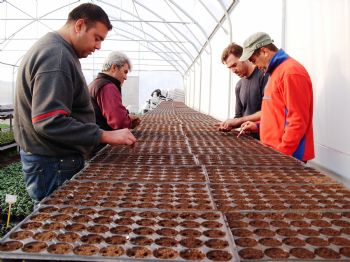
[239,32,314,162]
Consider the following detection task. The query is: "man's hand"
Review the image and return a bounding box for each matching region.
[214,118,244,132]
[238,121,259,135]
[129,115,141,129]
[100,128,136,145]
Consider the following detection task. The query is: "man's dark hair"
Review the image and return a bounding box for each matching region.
[221,43,243,64]
[68,3,112,30]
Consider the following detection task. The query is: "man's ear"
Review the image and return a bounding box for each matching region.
[74,19,85,33]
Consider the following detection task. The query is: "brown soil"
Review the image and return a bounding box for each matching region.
[110,226,132,235]
[205,239,229,249]
[282,237,305,247]
[57,232,80,243]
[38,206,58,213]
[265,247,289,259]
[93,216,113,224]
[9,230,33,240]
[130,236,153,246]
[180,238,203,248]
[311,220,332,227]
[238,248,264,259]
[235,237,258,247]
[259,237,282,247]
[159,212,179,219]
[332,219,350,227]
[206,250,232,261]
[290,247,315,259]
[254,228,275,237]
[133,227,155,235]
[22,241,47,253]
[298,228,320,236]
[180,248,205,260]
[315,247,340,259]
[155,219,177,227]
[276,228,297,237]
[73,244,99,256]
[157,228,178,237]
[47,243,73,254]
[33,231,56,241]
[180,220,200,228]
[81,234,104,244]
[118,210,136,217]
[59,207,77,214]
[290,220,310,227]
[100,246,124,257]
[140,211,158,218]
[115,217,134,225]
[136,219,156,226]
[79,208,96,215]
[305,237,329,246]
[201,221,222,228]
[65,223,86,231]
[319,228,340,236]
[329,237,350,246]
[270,220,289,228]
[98,209,117,216]
[231,228,252,237]
[30,213,51,222]
[180,212,199,220]
[42,222,64,230]
[155,237,178,247]
[105,235,127,245]
[200,212,220,220]
[203,229,226,238]
[153,247,179,259]
[249,220,269,228]
[0,241,23,251]
[126,246,151,258]
[72,215,91,223]
[340,247,350,257]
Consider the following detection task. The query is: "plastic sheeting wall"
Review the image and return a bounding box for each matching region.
[184,0,350,180]
[284,0,350,179]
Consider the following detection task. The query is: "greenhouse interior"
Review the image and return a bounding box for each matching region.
[1,0,350,261]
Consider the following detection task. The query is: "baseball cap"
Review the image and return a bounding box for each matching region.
[240,32,274,61]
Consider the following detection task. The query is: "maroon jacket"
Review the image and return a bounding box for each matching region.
[88,73,131,130]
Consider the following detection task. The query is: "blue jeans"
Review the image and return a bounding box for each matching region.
[20,150,84,203]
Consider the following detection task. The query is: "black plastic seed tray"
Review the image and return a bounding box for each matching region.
[75,164,207,183]
[205,166,334,185]
[210,184,350,212]
[90,154,198,165]
[191,146,278,156]
[225,211,350,261]
[100,145,191,155]
[0,207,238,261]
[196,154,302,167]
[41,180,215,211]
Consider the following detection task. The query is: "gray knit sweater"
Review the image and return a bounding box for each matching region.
[14,32,101,157]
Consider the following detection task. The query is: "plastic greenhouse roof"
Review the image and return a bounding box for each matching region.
[0,0,236,76]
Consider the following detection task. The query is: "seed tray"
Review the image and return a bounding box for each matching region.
[75,164,207,183]
[99,145,191,155]
[210,184,350,212]
[196,154,302,167]
[225,211,350,260]
[187,140,265,148]
[191,146,278,155]
[0,207,238,261]
[90,154,198,165]
[205,166,335,185]
[42,181,215,211]
[132,131,185,141]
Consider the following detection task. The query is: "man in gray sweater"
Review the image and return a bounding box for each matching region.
[14,3,136,202]
[215,43,268,138]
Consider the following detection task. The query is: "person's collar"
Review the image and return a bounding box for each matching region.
[97,72,121,90]
[266,49,289,74]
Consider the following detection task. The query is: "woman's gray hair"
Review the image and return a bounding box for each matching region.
[101,51,132,72]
